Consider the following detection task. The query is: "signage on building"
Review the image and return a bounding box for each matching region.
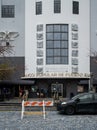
[22,72,90,79]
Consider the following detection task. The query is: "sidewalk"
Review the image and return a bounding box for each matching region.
[0,97,57,111]
[1,97,55,103]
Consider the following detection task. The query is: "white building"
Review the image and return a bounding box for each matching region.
[0,0,97,98]
[24,0,90,98]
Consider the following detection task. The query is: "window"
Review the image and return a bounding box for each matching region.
[73,1,79,14]
[79,94,93,102]
[1,5,15,18]
[36,1,42,15]
[46,24,68,64]
[54,0,61,13]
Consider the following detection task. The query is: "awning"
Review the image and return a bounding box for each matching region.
[79,80,89,85]
[0,80,35,85]
[79,79,97,85]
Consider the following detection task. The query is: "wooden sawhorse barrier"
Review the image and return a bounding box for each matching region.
[21,100,54,119]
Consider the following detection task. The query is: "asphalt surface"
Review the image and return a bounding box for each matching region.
[0,111,97,130]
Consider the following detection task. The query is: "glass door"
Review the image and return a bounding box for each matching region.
[51,83,63,99]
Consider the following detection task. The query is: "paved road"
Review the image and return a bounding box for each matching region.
[0,111,97,130]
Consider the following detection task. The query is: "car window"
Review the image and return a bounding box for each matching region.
[94,94,97,100]
[79,94,93,102]
[72,93,84,100]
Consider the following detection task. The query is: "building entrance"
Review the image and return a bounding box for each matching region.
[51,83,63,99]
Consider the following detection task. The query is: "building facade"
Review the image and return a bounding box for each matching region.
[24,0,90,98]
[0,0,97,99]
[0,0,25,98]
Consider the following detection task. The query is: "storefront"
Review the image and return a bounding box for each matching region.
[22,72,90,99]
[0,80,34,100]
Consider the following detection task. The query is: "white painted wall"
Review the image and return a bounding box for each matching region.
[25,0,90,74]
[25,0,90,76]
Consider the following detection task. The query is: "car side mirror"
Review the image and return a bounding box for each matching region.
[75,98,80,102]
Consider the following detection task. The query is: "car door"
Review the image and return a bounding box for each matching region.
[75,93,94,113]
[93,93,97,113]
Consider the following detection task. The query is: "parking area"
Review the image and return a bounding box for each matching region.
[0,111,97,130]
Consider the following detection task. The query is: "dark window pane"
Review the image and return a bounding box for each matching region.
[73,1,79,14]
[61,41,68,48]
[47,41,54,48]
[46,24,68,65]
[61,25,68,32]
[61,49,68,56]
[2,5,15,18]
[36,1,42,15]
[46,49,53,56]
[61,57,68,64]
[54,0,61,13]
[46,33,53,40]
[54,25,60,32]
[54,57,60,64]
[46,25,53,32]
[61,33,68,40]
[54,49,60,56]
[54,41,61,48]
[46,57,53,64]
[54,33,60,40]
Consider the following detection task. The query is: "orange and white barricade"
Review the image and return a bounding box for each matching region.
[21,100,54,120]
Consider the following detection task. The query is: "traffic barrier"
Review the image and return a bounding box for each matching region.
[24,101,53,107]
[21,100,54,120]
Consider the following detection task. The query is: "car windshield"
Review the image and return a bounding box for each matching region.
[71,93,87,100]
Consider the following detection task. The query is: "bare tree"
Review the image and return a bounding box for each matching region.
[0,45,13,56]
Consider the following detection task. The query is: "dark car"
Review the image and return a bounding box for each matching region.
[0,94,4,101]
[57,92,97,115]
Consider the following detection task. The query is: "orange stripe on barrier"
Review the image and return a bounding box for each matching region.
[24,101,31,106]
[45,101,52,106]
[24,101,53,106]
[31,101,37,106]
[38,102,43,106]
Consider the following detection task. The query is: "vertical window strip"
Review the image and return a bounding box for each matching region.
[73,1,79,14]
[36,1,42,15]
[46,24,68,64]
[54,0,61,13]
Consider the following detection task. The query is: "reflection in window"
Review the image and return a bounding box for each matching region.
[46,24,68,64]
[79,94,93,102]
